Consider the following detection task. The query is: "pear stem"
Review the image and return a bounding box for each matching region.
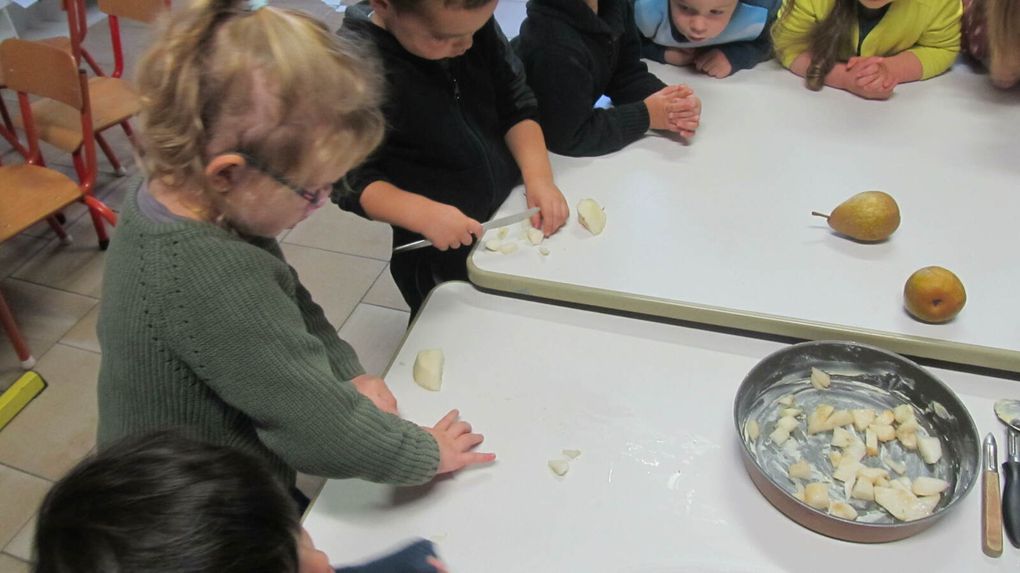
[811,211,830,220]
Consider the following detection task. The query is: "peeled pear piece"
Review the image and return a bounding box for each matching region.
[577,198,606,235]
[812,191,900,242]
[412,349,444,391]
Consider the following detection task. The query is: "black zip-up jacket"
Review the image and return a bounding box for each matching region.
[514,0,666,157]
[335,3,539,247]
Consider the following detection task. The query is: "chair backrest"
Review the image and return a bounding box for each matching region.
[97,0,170,78]
[0,39,82,109]
[0,38,97,186]
[99,0,169,24]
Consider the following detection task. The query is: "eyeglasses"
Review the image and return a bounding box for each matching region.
[232,150,330,206]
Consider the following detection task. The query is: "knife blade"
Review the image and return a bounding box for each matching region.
[983,433,1004,557]
[1004,425,1020,548]
[392,207,540,254]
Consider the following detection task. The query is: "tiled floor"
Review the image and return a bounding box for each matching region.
[0,1,424,568]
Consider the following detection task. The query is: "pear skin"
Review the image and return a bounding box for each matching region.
[813,191,901,242]
[904,266,966,323]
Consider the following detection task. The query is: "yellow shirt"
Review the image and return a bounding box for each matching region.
[772,0,962,79]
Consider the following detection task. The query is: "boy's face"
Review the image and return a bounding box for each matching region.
[668,0,739,43]
[373,0,498,60]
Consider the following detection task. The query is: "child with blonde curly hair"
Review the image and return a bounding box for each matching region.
[98,0,493,507]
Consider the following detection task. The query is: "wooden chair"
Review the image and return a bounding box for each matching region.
[0,68,28,157]
[0,38,118,369]
[21,0,168,176]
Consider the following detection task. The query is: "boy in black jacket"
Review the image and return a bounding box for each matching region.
[336,0,569,315]
[515,0,702,157]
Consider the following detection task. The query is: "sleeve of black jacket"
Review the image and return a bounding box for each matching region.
[640,35,668,63]
[485,19,540,132]
[523,44,661,157]
[605,2,667,104]
[716,2,780,73]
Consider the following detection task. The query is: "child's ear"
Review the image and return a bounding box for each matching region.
[204,154,247,194]
[369,0,392,14]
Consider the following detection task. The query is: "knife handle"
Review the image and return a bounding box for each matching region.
[985,470,1004,557]
[1004,461,1020,548]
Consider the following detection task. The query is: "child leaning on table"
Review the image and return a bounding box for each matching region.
[513,0,703,157]
[633,0,781,78]
[34,432,449,573]
[334,0,570,316]
[961,0,1020,89]
[97,0,493,507]
[772,0,962,100]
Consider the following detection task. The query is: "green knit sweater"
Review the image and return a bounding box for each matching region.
[96,187,439,488]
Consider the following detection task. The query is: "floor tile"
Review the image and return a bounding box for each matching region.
[279,244,386,329]
[283,206,393,261]
[0,280,97,389]
[362,264,410,312]
[59,303,101,355]
[11,213,116,299]
[0,465,50,550]
[0,236,48,281]
[0,344,101,481]
[4,516,34,563]
[337,304,410,376]
[0,553,30,573]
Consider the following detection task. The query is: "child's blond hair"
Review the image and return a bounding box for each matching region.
[136,0,384,196]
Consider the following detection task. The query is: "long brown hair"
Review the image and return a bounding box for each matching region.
[803,0,858,90]
[136,0,384,196]
[986,0,1020,79]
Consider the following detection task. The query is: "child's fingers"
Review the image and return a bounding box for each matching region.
[460,451,496,468]
[449,420,473,437]
[434,409,459,431]
[456,431,485,450]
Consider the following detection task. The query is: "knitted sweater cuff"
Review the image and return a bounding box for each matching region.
[616,101,652,142]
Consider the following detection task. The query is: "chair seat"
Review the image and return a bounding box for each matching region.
[0,164,82,242]
[18,77,140,153]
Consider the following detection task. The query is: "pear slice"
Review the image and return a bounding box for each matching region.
[412,349,444,391]
[812,191,900,242]
[577,198,606,235]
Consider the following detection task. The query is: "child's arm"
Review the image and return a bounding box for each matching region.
[905,0,962,80]
[640,34,670,64]
[504,118,569,235]
[359,181,483,250]
[607,4,672,103]
[770,0,817,71]
[711,1,781,76]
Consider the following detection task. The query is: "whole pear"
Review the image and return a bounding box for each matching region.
[813,191,901,242]
[903,266,967,323]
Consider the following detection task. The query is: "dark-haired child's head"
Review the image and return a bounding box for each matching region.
[34,432,332,573]
[370,0,497,60]
[668,0,739,43]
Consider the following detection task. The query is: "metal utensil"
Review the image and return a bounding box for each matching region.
[392,207,540,254]
[994,399,1020,548]
[983,433,1004,557]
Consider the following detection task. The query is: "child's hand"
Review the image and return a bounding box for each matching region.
[425,409,495,474]
[421,202,484,250]
[693,49,733,78]
[846,56,897,100]
[524,179,569,236]
[663,47,696,67]
[644,85,691,132]
[667,90,701,139]
[351,374,399,415]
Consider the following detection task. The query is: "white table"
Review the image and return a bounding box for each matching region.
[305,282,1020,571]
[468,61,1020,373]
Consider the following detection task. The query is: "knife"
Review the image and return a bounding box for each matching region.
[1005,426,1020,548]
[983,433,1004,557]
[392,207,540,254]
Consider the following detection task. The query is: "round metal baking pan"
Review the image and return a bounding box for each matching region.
[733,340,979,542]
